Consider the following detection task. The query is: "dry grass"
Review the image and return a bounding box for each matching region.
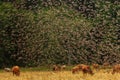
[0,70,120,80]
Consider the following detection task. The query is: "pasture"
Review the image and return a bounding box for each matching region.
[0,68,120,80]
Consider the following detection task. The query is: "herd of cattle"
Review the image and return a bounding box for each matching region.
[4,66,20,76]
[3,63,120,76]
[52,63,120,75]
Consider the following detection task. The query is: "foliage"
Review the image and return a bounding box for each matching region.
[0,0,119,67]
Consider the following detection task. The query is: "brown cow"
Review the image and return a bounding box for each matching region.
[12,66,20,76]
[92,63,99,70]
[80,64,94,75]
[103,62,110,68]
[112,64,120,74]
[72,64,81,74]
[103,62,109,66]
[72,64,94,75]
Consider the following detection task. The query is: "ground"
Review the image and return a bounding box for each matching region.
[0,69,120,80]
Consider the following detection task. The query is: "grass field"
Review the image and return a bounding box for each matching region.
[0,69,120,80]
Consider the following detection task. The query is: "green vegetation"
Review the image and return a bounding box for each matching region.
[0,0,119,68]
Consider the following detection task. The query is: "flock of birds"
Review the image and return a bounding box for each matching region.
[3,63,120,76]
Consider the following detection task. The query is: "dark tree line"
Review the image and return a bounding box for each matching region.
[0,0,119,68]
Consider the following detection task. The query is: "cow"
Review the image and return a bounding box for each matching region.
[12,66,20,76]
[112,64,120,74]
[61,65,66,70]
[72,64,81,74]
[103,62,109,66]
[4,68,12,72]
[80,64,94,75]
[103,62,110,68]
[52,65,61,71]
[92,63,99,70]
[72,64,94,75]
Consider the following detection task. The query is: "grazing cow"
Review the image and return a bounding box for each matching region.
[92,63,99,70]
[102,62,111,70]
[103,62,109,67]
[72,64,94,75]
[80,64,94,75]
[72,64,81,74]
[112,64,120,74]
[4,68,12,72]
[12,66,20,76]
[61,65,66,70]
[52,65,61,71]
